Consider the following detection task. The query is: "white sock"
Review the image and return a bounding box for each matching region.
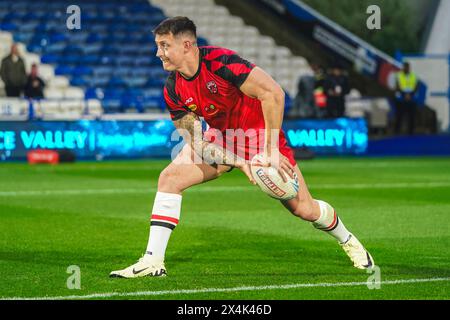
[312,200,351,244]
[144,192,182,263]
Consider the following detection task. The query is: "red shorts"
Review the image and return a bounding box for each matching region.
[204,128,296,166]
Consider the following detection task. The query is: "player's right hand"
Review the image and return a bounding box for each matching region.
[259,151,295,183]
[235,161,257,185]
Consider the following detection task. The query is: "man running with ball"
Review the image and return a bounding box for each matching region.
[110,17,374,278]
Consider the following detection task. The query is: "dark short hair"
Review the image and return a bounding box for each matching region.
[153,16,197,39]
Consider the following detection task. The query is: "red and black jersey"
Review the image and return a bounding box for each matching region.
[163,46,265,132]
[163,46,295,165]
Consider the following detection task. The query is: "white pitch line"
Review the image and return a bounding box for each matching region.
[0,187,248,197]
[319,181,450,189]
[2,277,449,300]
[1,181,450,197]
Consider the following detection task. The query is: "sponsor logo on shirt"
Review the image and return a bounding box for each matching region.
[187,104,197,111]
[204,104,219,116]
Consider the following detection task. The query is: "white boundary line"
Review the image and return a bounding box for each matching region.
[1,181,450,197]
[2,277,449,300]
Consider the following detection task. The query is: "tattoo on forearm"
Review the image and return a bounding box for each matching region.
[201,140,238,166]
[173,113,243,166]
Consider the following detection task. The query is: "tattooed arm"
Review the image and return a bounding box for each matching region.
[173,112,243,167]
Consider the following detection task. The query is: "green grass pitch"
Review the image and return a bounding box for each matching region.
[0,157,449,300]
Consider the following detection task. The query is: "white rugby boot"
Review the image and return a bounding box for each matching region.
[110,256,166,278]
[340,234,375,269]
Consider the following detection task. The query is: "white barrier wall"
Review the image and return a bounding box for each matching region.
[0,98,103,120]
[406,55,449,132]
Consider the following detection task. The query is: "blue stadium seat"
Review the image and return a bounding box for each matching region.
[27,43,43,54]
[116,56,135,67]
[19,21,39,32]
[130,68,150,78]
[141,96,162,110]
[62,55,81,65]
[92,66,114,77]
[124,77,148,88]
[68,32,89,43]
[64,44,83,55]
[82,43,103,54]
[41,53,59,64]
[80,54,99,65]
[88,76,110,87]
[146,78,166,88]
[0,22,17,31]
[143,88,163,98]
[44,42,67,54]
[138,45,157,56]
[102,99,123,113]
[111,66,131,78]
[108,77,127,88]
[85,87,104,100]
[55,65,74,76]
[70,76,89,87]
[98,55,116,66]
[13,31,34,43]
[86,33,102,44]
[72,66,93,77]
[49,32,67,43]
[2,12,22,21]
[104,88,126,100]
[134,56,154,66]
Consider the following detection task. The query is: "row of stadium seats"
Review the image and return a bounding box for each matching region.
[0,0,174,114]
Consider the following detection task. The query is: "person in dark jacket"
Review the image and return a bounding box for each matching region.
[24,64,45,99]
[324,64,350,118]
[0,43,27,97]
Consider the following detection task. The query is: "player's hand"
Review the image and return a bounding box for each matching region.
[235,161,257,185]
[261,150,295,183]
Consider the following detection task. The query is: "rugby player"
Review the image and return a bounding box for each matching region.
[110,17,374,278]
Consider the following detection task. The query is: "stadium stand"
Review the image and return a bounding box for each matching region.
[0,0,310,116]
[0,0,370,121]
[0,0,178,116]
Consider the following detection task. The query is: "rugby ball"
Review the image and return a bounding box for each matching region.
[250,153,299,201]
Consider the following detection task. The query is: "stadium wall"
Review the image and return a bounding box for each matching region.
[399,53,450,132]
[3,118,450,161]
[0,118,368,161]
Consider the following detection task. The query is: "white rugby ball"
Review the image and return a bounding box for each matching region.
[250,153,299,201]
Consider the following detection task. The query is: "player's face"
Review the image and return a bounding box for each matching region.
[155,33,185,72]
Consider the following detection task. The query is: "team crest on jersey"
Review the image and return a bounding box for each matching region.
[206,81,218,94]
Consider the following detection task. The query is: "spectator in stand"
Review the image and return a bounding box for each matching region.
[311,64,327,118]
[395,62,418,135]
[0,43,27,97]
[324,63,350,118]
[292,63,326,119]
[24,64,45,99]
